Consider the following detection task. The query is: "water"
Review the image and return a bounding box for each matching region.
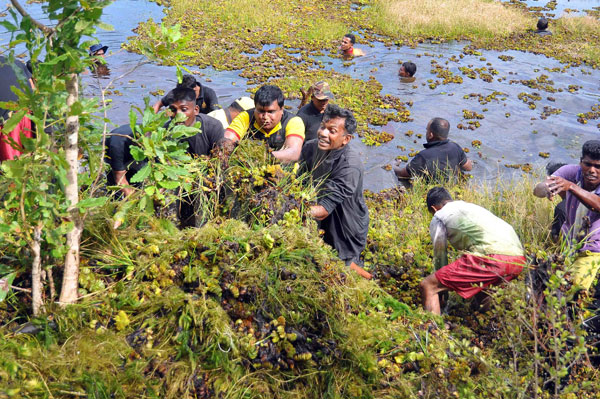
[2,1,600,192]
[502,0,600,16]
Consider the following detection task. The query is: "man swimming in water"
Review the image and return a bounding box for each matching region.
[340,34,365,58]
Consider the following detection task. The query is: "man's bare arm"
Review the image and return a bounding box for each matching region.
[272,135,303,163]
[461,159,473,172]
[545,175,600,211]
[113,170,134,197]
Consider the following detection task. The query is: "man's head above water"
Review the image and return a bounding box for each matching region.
[537,17,549,31]
[399,62,417,78]
[169,87,199,127]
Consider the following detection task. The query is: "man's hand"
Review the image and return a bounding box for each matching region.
[393,161,410,178]
[310,205,329,221]
[546,175,573,198]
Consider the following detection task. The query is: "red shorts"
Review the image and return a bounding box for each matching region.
[435,254,526,299]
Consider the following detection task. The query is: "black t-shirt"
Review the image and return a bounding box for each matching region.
[406,139,467,180]
[296,102,323,142]
[105,125,145,185]
[184,114,225,156]
[161,85,219,115]
[0,56,32,121]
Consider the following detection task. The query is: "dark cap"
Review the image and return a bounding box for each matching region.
[89,44,108,55]
[311,81,334,100]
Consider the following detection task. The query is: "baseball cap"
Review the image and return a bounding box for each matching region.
[312,81,334,100]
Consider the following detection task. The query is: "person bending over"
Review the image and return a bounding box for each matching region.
[420,187,526,315]
[394,117,472,182]
[224,84,305,163]
[533,140,600,299]
[300,104,371,279]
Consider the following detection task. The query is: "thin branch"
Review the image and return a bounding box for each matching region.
[87,58,151,198]
[9,0,53,35]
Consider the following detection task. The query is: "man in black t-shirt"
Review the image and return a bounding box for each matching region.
[152,74,219,115]
[106,88,227,227]
[297,81,334,142]
[394,117,472,181]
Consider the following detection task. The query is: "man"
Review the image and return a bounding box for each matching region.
[105,124,143,198]
[300,105,371,279]
[153,74,219,115]
[296,81,335,142]
[394,117,472,181]
[89,43,108,57]
[224,84,305,163]
[106,89,225,217]
[398,61,417,83]
[0,55,34,161]
[340,33,365,58]
[533,140,600,295]
[534,17,552,36]
[168,88,227,228]
[207,96,254,129]
[420,187,526,315]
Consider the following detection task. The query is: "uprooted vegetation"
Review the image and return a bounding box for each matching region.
[1,139,599,397]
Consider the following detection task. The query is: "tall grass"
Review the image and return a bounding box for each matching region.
[366,0,532,39]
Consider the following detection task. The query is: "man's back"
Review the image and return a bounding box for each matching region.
[407,140,467,180]
[431,200,523,257]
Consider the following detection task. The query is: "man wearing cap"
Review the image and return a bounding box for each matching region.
[297,81,334,142]
[153,74,219,115]
[207,96,254,129]
[224,84,305,163]
[89,43,108,58]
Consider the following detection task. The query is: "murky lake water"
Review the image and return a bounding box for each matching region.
[2,0,599,191]
[502,0,600,16]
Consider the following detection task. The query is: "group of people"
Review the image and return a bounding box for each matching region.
[5,28,597,317]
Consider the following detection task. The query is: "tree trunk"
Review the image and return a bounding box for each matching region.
[59,73,82,305]
[31,224,43,316]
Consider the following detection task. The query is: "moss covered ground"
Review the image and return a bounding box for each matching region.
[1,141,599,398]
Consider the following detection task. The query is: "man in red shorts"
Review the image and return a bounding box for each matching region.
[420,187,526,315]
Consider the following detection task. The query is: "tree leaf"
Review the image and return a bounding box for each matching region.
[76,197,108,210]
[130,164,150,183]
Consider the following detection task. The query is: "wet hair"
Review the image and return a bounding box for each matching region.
[176,75,199,90]
[344,33,356,44]
[229,100,244,112]
[254,84,285,108]
[546,162,566,175]
[322,104,357,136]
[402,62,417,77]
[537,17,549,31]
[426,187,453,211]
[428,117,450,139]
[170,87,197,104]
[582,140,600,161]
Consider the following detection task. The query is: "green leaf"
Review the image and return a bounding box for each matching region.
[96,22,114,32]
[158,180,179,189]
[130,146,145,162]
[1,109,27,134]
[0,272,16,302]
[130,164,150,183]
[76,197,108,210]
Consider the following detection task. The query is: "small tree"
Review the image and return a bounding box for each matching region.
[0,0,193,315]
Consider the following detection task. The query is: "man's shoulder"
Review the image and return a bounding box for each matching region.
[339,143,363,170]
[552,164,580,182]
